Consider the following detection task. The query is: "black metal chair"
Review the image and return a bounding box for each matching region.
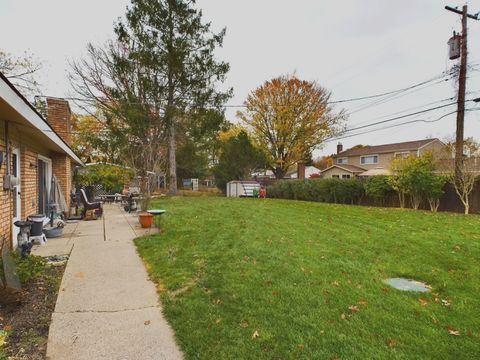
[80,189,102,215]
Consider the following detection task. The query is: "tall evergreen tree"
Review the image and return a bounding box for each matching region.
[114,0,232,193]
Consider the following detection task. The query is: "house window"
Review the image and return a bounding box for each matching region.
[337,157,348,164]
[332,175,340,178]
[394,151,410,158]
[342,174,351,179]
[360,155,378,165]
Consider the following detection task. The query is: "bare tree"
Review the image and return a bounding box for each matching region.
[69,40,168,194]
[0,50,42,99]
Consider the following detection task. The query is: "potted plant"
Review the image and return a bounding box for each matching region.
[138,181,153,228]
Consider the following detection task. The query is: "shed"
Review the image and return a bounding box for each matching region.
[226,181,260,198]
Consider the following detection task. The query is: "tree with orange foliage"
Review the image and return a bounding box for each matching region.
[238,75,345,179]
[313,155,334,171]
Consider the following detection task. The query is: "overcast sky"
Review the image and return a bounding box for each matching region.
[1,0,479,156]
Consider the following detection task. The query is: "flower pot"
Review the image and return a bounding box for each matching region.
[138,212,154,228]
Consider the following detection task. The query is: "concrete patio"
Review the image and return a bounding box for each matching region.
[33,204,182,360]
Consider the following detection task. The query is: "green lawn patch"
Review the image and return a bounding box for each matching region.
[135,197,480,359]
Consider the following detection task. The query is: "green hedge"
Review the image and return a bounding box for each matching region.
[267,178,365,204]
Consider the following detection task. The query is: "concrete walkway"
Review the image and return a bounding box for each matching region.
[38,205,182,360]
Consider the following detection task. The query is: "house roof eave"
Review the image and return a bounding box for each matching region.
[0,72,83,165]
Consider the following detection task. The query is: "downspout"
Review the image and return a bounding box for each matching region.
[5,121,10,177]
[4,121,12,248]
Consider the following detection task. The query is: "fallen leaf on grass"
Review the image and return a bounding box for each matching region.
[332,281,339,286]
[252,330,260,339]
[340,313,346,320]
[447,327,460,336]
[358,299,368,305]
[215,318,222,324]
[144,320,151,326]
[348,305,359,313]
[419,298,429,306]
[441,299,451,307]
[297,343,304,349]
[386,339,397,348]
[240,321,249,328]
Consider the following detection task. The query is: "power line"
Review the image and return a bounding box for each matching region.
[353,96,455,126]
[35,69,456,109]
[325,108,480,143]
[327,98,479,141]
[345,76,452,116]
[341,101,459,134]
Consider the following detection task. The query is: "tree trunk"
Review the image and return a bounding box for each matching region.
[464,199,469,215]
[273,167,286,180]
[168,120,177,194]
[398,192,405,208]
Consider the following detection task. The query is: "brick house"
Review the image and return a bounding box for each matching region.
[0,72,82,248]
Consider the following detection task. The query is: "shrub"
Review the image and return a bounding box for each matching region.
[75,163,134,192]
[267,178,364,204]
[391,153,444,211]
[364,176,392,205]
[425,175,447,212]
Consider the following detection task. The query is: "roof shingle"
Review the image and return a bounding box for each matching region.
[337,139,439,157]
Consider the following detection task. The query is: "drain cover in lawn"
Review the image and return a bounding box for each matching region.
[384,278,430,292]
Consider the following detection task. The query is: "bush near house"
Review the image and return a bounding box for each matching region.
[74,164,134,192]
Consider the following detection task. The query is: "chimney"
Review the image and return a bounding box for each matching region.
[297,162,306,180]
[337,142,343,154]
[46,98,72,146]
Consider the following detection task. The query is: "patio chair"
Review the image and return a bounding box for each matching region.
[80,189,103,216]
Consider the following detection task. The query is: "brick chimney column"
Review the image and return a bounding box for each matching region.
[46,98,72,146]
[47,98,72,212]
[337,142,343,154]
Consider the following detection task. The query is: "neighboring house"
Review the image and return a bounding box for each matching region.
[0,72,82,248]
[322,139,445,179]
[252,169,276,179]
[286,165,321,179]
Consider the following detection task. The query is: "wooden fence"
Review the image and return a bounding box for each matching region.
[262,178,480,214]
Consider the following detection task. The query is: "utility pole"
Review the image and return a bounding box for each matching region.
[445,5,479,177]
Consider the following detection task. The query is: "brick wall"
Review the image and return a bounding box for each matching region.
[46,98,72,146]
[0,131,12,247]
[1,97,75,247]
[21,148,38,219]
[52,153,72,210]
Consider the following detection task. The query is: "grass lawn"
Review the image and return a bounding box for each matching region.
[135,197,480,359]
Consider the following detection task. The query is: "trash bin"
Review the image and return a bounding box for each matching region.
[27,215,46,237]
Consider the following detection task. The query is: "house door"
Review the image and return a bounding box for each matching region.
[12,148,21,248]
